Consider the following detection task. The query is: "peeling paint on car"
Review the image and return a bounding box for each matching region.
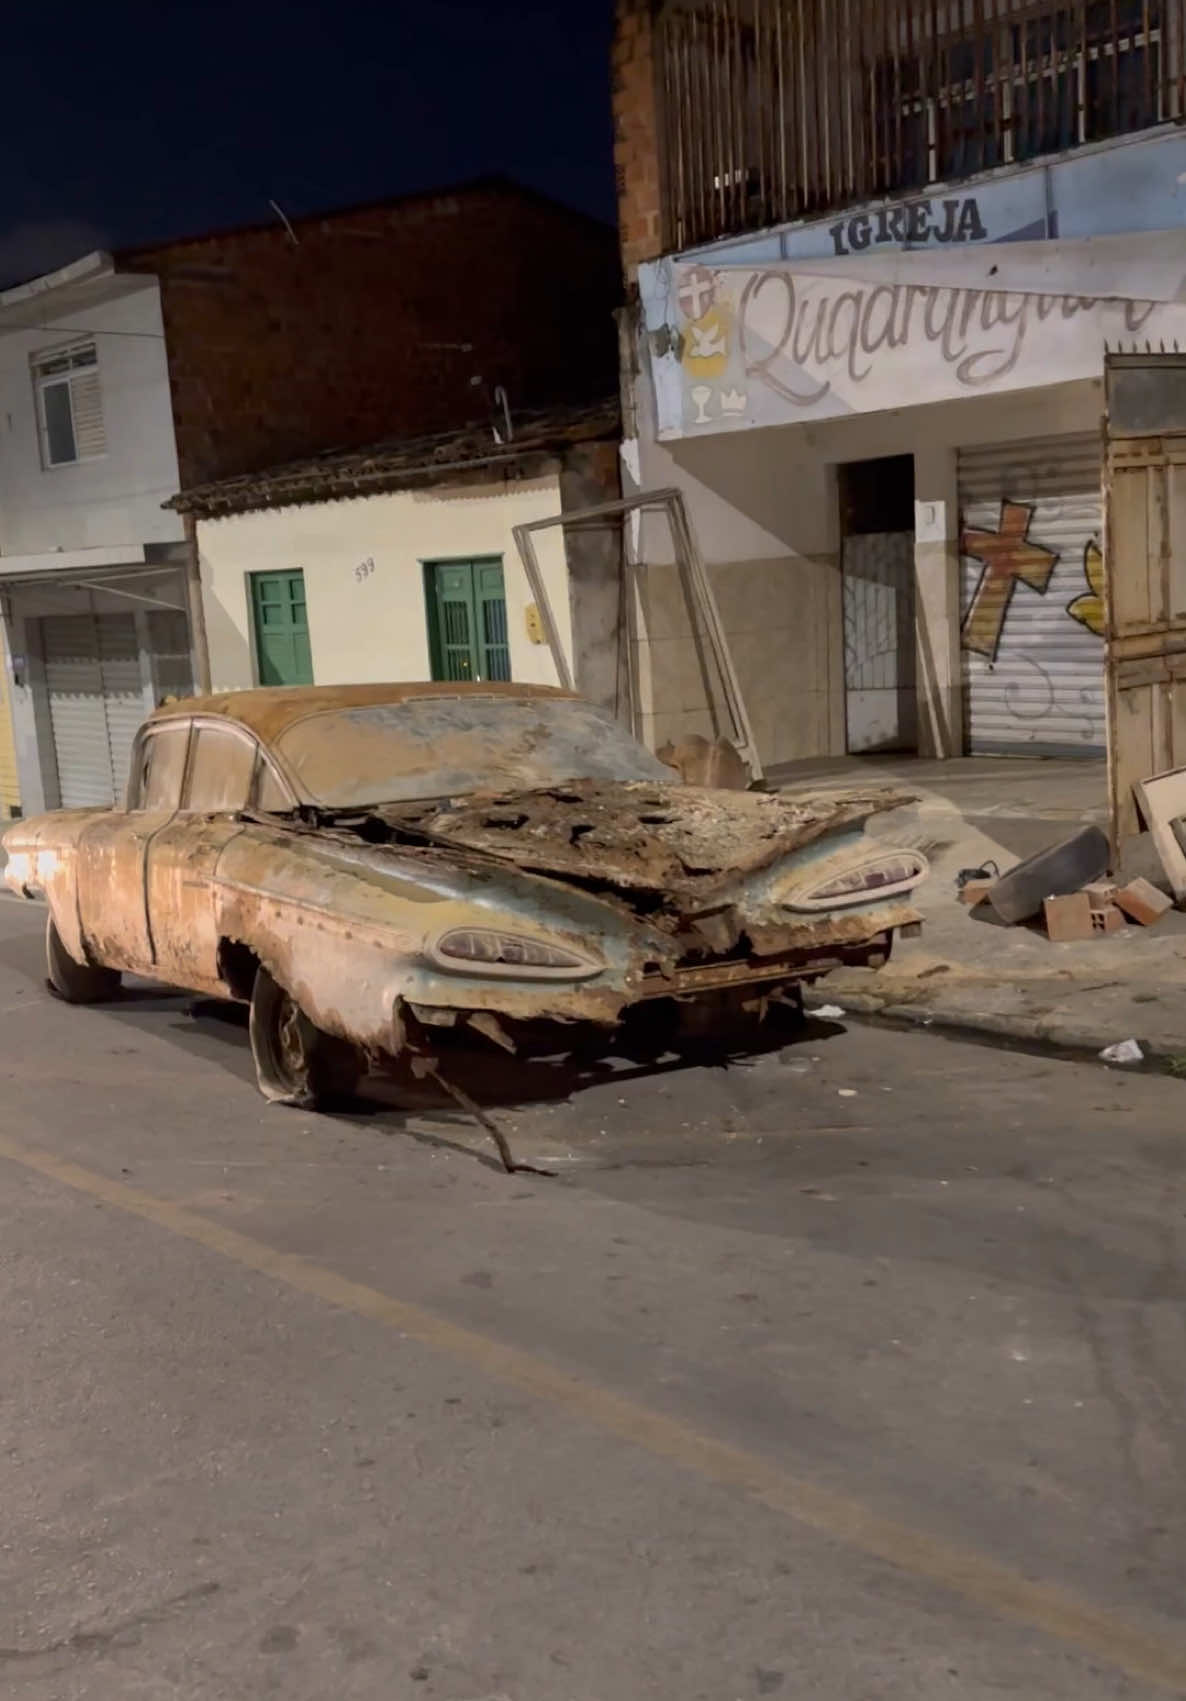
[2,684,926,1090]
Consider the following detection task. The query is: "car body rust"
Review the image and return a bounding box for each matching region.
[2,683,927,1094]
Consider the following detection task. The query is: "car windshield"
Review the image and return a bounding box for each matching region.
[272,695,674,807]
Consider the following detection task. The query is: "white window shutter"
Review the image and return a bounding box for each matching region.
[69,368,105,458]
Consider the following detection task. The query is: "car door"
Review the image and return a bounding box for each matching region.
[146,719,271,994]
[75,720,192,974]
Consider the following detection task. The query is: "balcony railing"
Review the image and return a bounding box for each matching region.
[656,0,1185,249]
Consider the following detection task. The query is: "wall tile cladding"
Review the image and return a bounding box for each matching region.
[122,182,621,487]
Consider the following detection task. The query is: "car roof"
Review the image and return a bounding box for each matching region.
[148,681,577,746]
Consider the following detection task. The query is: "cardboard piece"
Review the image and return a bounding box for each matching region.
[1133,770,1186,905]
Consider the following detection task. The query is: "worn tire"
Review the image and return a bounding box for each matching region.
[988,825,1110,925]
[45,915,121,1004]
[248,967,362,1110]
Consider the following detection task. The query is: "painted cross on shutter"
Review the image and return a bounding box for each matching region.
[961,501,1060,663]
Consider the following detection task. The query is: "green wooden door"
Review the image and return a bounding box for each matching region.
[426,559,510,683]
[251,570,313,687]
[474,560,511,681]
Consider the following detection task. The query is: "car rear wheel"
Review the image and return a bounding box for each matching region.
[249,967,362,1110]
[45,915,121,1004]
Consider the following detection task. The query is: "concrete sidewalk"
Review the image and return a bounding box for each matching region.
[775,754,1186,1065]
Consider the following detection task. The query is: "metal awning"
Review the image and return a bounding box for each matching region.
[0,560,187,612]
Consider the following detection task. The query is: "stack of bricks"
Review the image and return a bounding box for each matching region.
[613,0,664,281]
[1043,878,1173,941]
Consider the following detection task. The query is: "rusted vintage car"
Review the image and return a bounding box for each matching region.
[2,683,926,1107]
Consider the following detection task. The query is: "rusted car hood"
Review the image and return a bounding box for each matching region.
[371,780,912,908]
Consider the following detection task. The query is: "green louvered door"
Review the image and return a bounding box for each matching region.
[251,570,313,687]
[426,559,510,683]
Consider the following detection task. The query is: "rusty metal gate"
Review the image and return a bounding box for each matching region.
[842,532,916,753]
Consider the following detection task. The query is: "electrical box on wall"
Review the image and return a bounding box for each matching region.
[524,602,545,645]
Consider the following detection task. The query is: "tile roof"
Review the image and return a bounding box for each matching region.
[167,397,620,519]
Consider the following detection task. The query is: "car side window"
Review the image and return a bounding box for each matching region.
[136,723,191,812]
[185,727,257,814]
[255,757,292,813]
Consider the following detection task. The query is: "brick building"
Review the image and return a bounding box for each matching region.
[0,179,620,815]
[123,176,621,488]
[612,0,1186,771]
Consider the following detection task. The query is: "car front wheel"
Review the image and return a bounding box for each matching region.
[45,915,121,1004]
[248,967,362,1110]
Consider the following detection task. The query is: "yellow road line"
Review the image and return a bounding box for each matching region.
[2,1129,1183,1692]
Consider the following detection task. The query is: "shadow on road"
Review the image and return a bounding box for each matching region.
[109,989,848,1168]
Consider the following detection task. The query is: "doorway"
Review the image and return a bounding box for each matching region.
[838,455,917,754]
[425,558,511,683]
[250,569,313,687]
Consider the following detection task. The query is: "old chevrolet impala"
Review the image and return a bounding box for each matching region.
[2,683,926,1107]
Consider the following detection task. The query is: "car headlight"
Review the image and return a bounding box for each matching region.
[431,929,602,980]
[782,851,929,912]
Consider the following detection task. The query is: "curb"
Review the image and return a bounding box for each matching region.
[804,990,1184,1074]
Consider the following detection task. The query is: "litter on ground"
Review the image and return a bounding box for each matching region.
[1099,1039,1144,1065]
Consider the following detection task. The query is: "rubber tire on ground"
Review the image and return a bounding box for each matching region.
[248,966,362,1110]
[988,824,1110,925]
[45,914,121,1004]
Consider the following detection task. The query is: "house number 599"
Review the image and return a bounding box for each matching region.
[354,557,376,583]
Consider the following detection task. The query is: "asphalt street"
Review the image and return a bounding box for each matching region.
[1,891,1186,1700]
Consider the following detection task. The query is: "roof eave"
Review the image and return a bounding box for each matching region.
[167,405,621,521]
[0,251,115,316]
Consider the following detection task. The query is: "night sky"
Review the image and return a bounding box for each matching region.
[1,0,617,287]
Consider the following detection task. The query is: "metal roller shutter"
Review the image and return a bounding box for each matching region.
[959,434,1105,757]
[43,613,144,808]
[98,616,147,801]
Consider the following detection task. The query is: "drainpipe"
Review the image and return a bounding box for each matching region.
[182,512,212,694]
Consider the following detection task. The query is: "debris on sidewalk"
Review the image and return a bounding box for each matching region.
[1100,1039,1144,1065]
[1115,876,1174,927]
[988,826,1110,925]
[1044,892,1094,943]
[956,861,999,905]
[1134,768,1186,903]
[814,1004,847,1020]
[953,822,1178,944]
